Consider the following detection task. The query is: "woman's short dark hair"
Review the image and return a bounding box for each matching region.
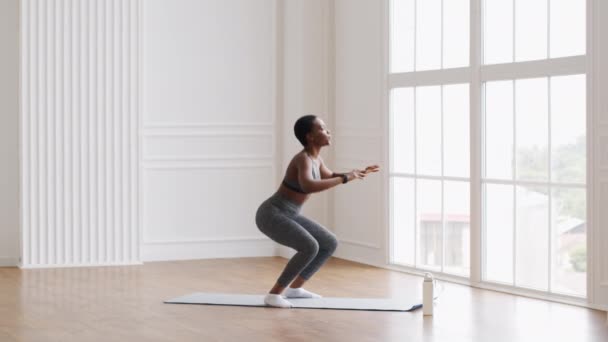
[294,115,317,146]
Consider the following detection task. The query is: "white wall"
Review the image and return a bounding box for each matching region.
[141,0,278,261]
[0,0,20,267]
[332,0,387,266]
[140,0,340,261]
[11,0,338,265]
[20,0,142,267]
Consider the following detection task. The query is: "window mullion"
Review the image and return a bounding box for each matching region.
[470,0,483,284]
[414,87,418,268]
[441,85,445,273]
[547,77,552,294]
[512,79,517,287]
[480,56,587,83]
[389,67,472,88]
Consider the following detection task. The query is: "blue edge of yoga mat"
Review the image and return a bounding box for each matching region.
[165,293,423,312]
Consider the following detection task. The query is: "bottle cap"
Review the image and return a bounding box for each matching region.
[424,272,434,281]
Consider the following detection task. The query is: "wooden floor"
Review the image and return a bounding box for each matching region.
[0,257,607,342]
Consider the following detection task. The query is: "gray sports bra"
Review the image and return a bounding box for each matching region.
[282,154,320,194]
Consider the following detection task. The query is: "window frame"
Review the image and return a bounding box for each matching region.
[386,0,590,303]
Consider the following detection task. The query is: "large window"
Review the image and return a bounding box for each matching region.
[389,0,587,298]
[483,76,586,296]
[390,0,470,72]
[391,84,471,276]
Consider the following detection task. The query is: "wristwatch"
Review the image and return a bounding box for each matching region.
[340,174,348,184]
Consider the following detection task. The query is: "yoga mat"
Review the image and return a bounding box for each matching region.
[165,292,422,312]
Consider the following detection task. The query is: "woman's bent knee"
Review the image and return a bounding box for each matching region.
[301,239,319,257]
[326,234,338,253]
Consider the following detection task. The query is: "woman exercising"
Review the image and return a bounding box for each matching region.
[255,115,379,308]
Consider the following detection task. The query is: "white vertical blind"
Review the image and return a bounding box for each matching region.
[21,0,141,267]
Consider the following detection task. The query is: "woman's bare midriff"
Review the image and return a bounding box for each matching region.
[277,184,310,207]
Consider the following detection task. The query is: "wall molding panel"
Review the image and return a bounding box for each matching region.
[21,0,142,267]
[142,132,274,161]
[141,163,276,262]
[141,239,276,262]
[142,163,274,170]
[143,237,268,244]
[143,122,275,129]
[140,0,279,261]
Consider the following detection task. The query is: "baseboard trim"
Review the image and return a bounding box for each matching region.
[333,241,386,267]
[0,257,19,267]
[19,261,144,269]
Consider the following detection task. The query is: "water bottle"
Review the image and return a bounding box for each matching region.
[423,272,434,316]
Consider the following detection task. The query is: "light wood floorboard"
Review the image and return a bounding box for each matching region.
[0,257,607,341]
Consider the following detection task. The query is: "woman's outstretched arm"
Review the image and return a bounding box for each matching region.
[297,155,365,193]
[318,156,380,180]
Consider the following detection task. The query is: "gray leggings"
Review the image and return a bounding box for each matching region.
[255,192,338,287]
